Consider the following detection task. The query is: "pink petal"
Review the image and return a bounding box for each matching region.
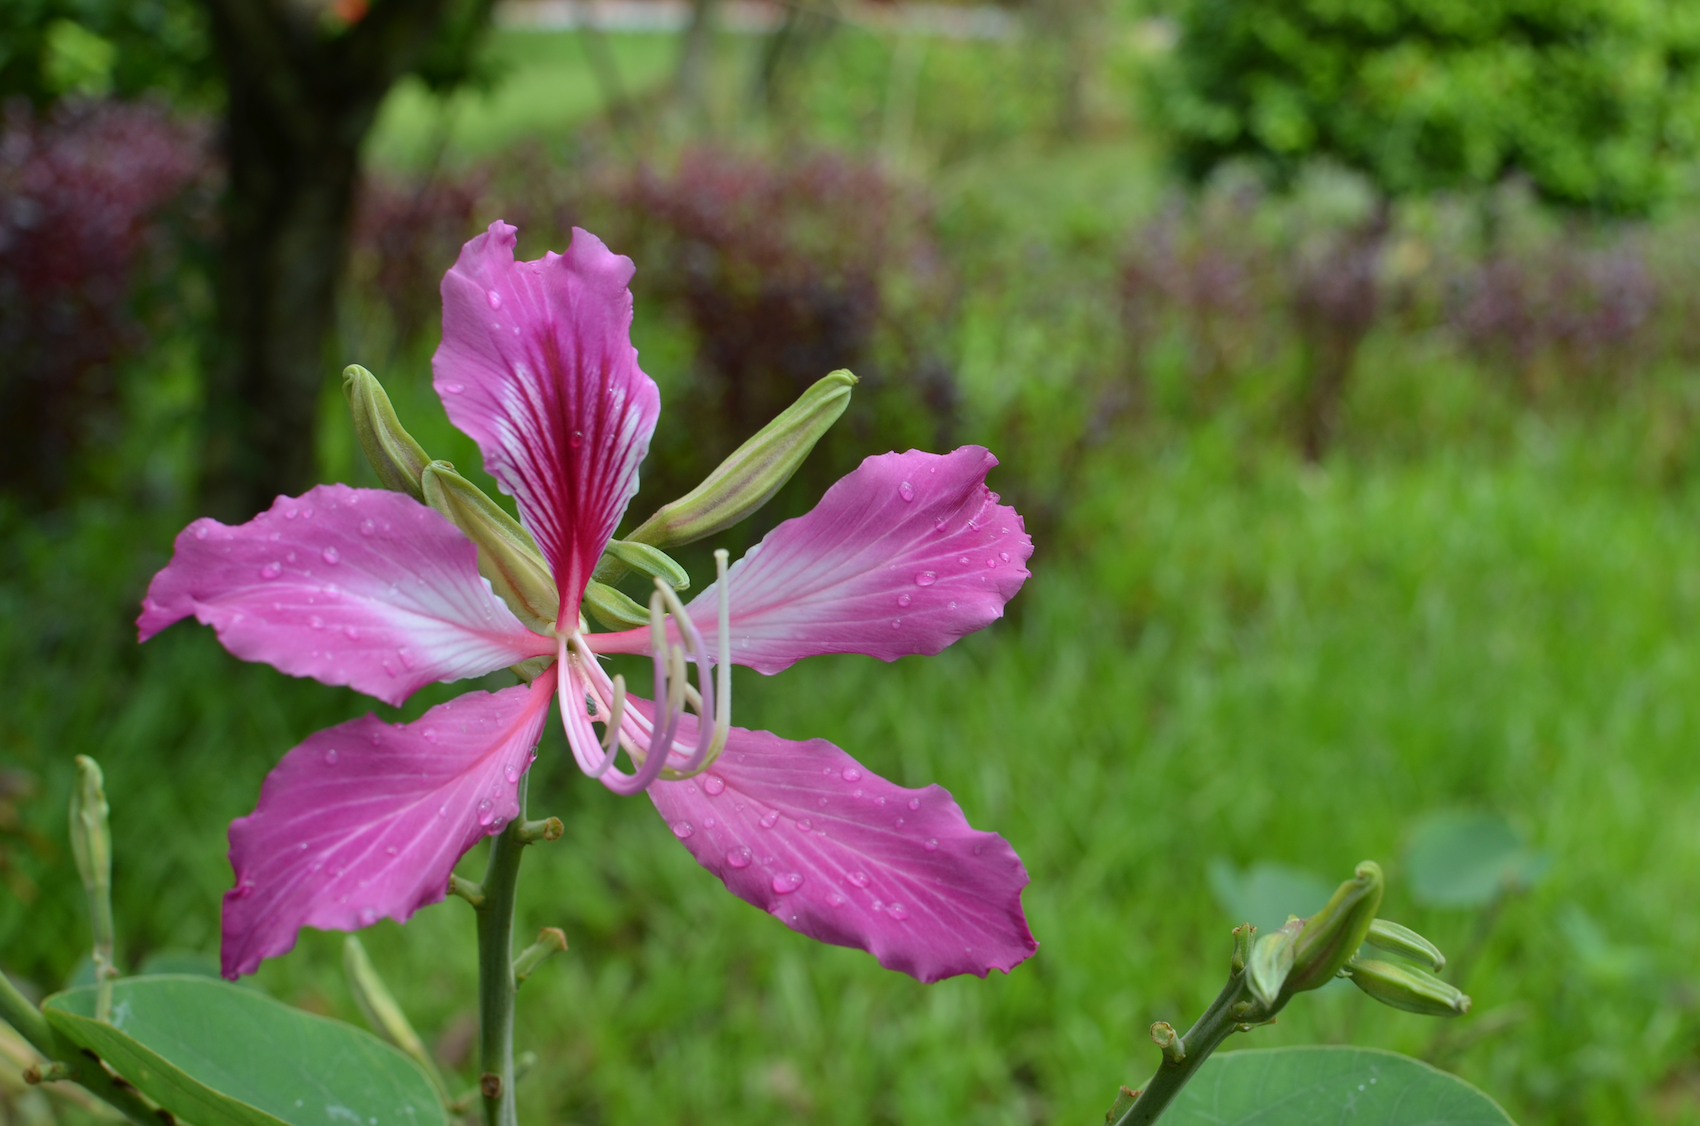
[648,717,1036,983]
[220,671,555,978]
[138,485,553,708]
[433,222,660,614]
[596,447,1031,673]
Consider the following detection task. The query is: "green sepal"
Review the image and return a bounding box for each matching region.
[601,539,690,591]
[616,369,857,558]
[583,581,650,630]
[1364,918,1447,972]
[1344,957,1472,1017]
[421,461,559,634]
[344,365,431,501]
[1286,861,1384,994]
[1248,918,1301,1008]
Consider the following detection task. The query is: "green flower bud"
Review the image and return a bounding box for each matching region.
[69,755,115,1021]
[1230,922,1255,973]
[343,937,449,1101]
[421,461,559,634]
[1286,861,1384,994]
[344,365,431,500]
[1364,918,1447,973]
[582,580,650,630]
[1247,917,1302,1008]
[1345,957,1472,1017]
[622,369,857,552]
[601,539,690,591]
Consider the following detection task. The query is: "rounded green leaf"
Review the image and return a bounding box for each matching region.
[1166,1046,1515,1125]
[43,975,447,1126]
[1406,811,1550,909]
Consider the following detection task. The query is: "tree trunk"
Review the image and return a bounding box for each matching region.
[198,0,492,520]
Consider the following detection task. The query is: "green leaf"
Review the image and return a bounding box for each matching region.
[1165,1046,1515,1125]
[1406,811,1551,909]
[1208,859,1335,934]
[43,975,447,1126]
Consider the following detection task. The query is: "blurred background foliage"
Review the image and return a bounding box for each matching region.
[7,0,1700,1124]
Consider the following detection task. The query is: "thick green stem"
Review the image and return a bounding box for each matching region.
[1114,976,1287,1126]
[1,969,158,1125]
[475,774,529,1126]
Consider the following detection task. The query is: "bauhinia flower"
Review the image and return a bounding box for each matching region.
[139,222,1037,983]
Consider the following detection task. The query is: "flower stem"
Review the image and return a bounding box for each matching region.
[1112,975,1287,1126]
[476,774,530,1126]
[0,970,158,1125]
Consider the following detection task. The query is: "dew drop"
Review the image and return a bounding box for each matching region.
[847,870,870,888]
[841,767,862,782]
[908,797,920,810]
[759,810,780,829]
[443,382,465,394]
[396,646,415,670]
[569,430,583,448]
[284,508,298,520]
[887,903,909,921]
[504,764,518,782]
[797,818,812,832]
[322,547,340,564]
[322,583,342,601]
[853,788,864,798]
[827,892,846,907]
[260,562,282,579]
[309,615,324,629]
[915,571,937,587]
[359,519,376,536]
[382,660,397,677]
[477,798,495,826]
[895,817,906,828]
[703,774,726,796]
[193,525,209,540]
[898,481,915,502]
[386,846,398,856]
[486,289,503,310]
[924,838,938,851]
[771,872,804,895]
[891,619,902,629]
[438,805,448,817]
[818,797,829,807]
[358,908,378,926]
[986,558,998,568]
[959,556,970,565]
[671,820,695,839]
[898,593,912,607]
[344,625,360,641]
[999,552,1011,562]
[726,846,752,868]
[423,728,437,743]
[323,749,339,766]
[934,517,948,533]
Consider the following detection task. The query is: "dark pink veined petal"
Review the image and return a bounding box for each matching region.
[592,447,1032,673]
[647,713,1036,983]
[138,485,553,708]
[433,222,660,615]
[220,670,555,978]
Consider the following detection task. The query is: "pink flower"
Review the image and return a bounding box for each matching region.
[140,223,1037,983]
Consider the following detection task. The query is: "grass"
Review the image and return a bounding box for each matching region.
[10,17,1700,1126]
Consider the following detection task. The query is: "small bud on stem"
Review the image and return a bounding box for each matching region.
[69,756,116,1022]
[344,366,431,500]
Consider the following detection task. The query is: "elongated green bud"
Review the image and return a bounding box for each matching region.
[1345,957,1472,1017]
[344,365,431,500]
[70,756,116,1022]
[623,369,857,551]
[1286,861,1384,994]
[1230,922,1255,973]
[421,461,559,634]
[602,539,690,591]
[583,580,650,630]
[1247,918,1301,1008]
[1364,918,1447,972]
[344,937,450,1102]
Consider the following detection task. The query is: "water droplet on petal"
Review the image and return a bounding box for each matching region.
[486,289,503,309]
[284,508,298,520]
[358,908,378,926]
[895,817,906,828]
[324,749,339,765]
[382,660,397,677]
[396,647,415,670]
[898,481,914,502]
[999,552,1011,562]
[444,382,465,394]
[891,619,902,628]
[322,547,340,564]
[827,892,846,907]
[924,838,938,851]
[959,556,970,565]
[671,820,695,839]
[569,430,583,448]
[771,872,803,894]
[504,764,517,782]
[908,797,920,810]
[986,558,998,568]
[193,525,209,540]
[818,797,829,807]
[308,615,323,629]
[260,562,282,579]
[344,625,359,641]
[726,846,752,868]
[797,818,812,832]
[759,810,780,829]
[887,903,909,921]
[898,593,912,607]
[934,517,948,533]
[703,774,726,796]
[438,805,448,817]
[841,767,861,782]
[477,798,495,826]
[359,519,376,536]
[915,571,937,586]
[847,870,870,888]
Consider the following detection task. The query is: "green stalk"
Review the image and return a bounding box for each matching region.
[1112,978,1289,1126]
[475,774,530,1126]
[0,970,157,1125]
